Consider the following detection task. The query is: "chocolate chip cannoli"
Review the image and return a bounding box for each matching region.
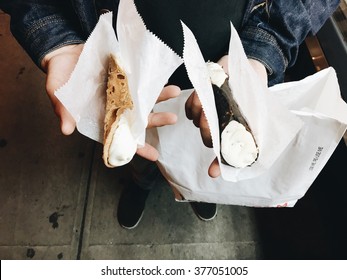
[206,62,258,168]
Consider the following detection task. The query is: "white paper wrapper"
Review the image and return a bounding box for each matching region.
[149,21,346,206]
[181,22,304,182]
[55,0,182,146]
[152,68,347,207]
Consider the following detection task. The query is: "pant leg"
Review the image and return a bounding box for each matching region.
[129,155,160,191]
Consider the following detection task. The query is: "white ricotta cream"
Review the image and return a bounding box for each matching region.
[108,114,137,166]
[221,120,258,168]
[206,61,228,87]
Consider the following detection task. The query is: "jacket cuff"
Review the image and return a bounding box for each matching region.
[12,14,85,69]
[240,26,288,86]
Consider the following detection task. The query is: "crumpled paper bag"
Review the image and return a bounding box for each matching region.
[55,0,182,146]
[150,23,347,206]
[181,22,304,182]
[152,70,347,207]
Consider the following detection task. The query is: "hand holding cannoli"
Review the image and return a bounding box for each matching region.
[102,54,180,167]
[186,59,264,172]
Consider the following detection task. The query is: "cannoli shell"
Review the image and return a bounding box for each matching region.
[102,54,133,167]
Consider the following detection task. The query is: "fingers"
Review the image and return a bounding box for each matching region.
[135,85,181,162]
[147,112,177,129]
[140,85,180,159]
[148,85,180,129]
[157,85,181,103]
[186,92,219,176]
[136,143,159,162]
[199,110,212,148]
[208,158,221,178]
[185,91,202,127]
[185,91,213,148]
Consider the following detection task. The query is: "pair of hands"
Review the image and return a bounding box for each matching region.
[42,44,267,177]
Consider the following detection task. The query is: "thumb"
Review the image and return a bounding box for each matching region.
[60,109,76,135]
[208,158,221,178]
[54,100,76,135]
[47,84,76,135]
[136,143,159,162]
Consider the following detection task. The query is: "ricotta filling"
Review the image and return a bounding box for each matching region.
[206,61,228,87]
[221,120,258,168]
[108,114,137,166]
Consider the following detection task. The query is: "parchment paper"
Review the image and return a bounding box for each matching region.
[55,0,183,146]
[181,22,303,181]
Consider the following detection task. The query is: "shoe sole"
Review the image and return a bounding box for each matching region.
[119,211,144,230]
[191,205,218,221]
[195,210,217,221]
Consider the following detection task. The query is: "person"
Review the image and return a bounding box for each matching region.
[0,0,339,229]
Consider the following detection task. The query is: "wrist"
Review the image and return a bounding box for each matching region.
[248,58,268,86]
[41,44,84,72]
[217,55,229,75]
[217,56,268,86]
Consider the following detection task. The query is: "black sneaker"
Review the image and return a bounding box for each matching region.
[117,182,150,229]
[190,202,217,221]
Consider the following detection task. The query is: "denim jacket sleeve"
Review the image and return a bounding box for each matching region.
[0,0,86,69]
[240,0,340,85]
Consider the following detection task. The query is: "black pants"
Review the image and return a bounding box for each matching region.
[134,0,247,89]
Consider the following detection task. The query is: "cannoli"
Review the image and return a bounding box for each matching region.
[206,62,258,168]
[103,54,137,167]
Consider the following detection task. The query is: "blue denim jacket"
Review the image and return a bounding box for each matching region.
[0,0,339,85]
